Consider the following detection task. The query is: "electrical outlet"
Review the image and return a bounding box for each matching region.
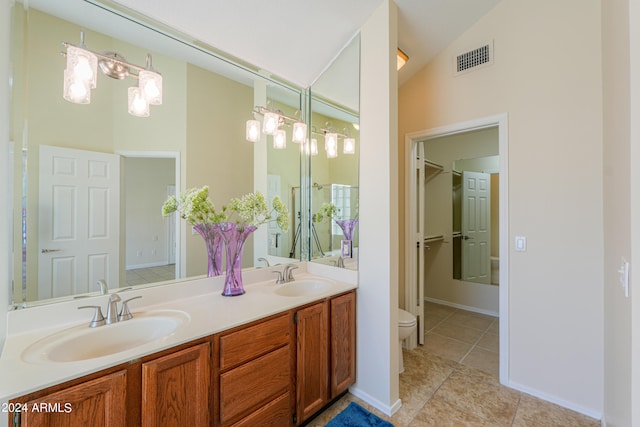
[136,250,142,257]
[515,236,527,252]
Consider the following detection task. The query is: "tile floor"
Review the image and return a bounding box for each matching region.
[125,264,175,286]
[307,302,600,427]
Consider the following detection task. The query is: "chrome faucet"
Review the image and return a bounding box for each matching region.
[78,294,142,327]
[337,257,345,268]
[97,279,108,295]
[105,293,121,324]
[282,264,298,282]
[257,257,270,267]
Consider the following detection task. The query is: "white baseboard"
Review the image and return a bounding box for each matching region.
[349,386,402,416]
[425,297,498,317]
[126,261,169,270]
[508,380,602,422]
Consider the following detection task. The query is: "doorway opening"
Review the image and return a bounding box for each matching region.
[404,113,509,382]
[119,151,181,285]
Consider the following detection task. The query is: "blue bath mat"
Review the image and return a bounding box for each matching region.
[325,402,394,427]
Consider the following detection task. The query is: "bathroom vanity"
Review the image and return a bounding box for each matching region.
[0,263,357,426]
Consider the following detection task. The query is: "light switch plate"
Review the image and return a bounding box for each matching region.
[618,258,630,298]
[515,236,526,252]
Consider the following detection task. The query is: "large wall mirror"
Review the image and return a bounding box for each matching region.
[9,0,306,306]
[308,36,360,270]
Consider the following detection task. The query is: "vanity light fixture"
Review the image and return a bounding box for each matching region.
[325,133,338,158]
[62,31,163,117]
[262,112,280,135]
[246,119,261,142]
[273,129,287,149]
[397,48,409,70]
[292,122,307,143]
[310,138,318,156]
[343,137,356,154]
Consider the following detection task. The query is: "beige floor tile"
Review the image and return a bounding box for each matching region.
[461,346,499,377]
[431,321,486,344]
[447,310,496,331]
[424,332,472,362]
[476,331,499,352]
[512,394,600,427]
[425,302,456,318]
[434,367,520,426]
[410,394,496,427]
[487,318,500,334]
[424,312,447,331]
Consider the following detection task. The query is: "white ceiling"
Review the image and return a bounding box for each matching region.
[111,0,502,88]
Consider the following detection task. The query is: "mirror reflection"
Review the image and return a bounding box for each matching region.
[308,35,360,270]
[10,0,302,305]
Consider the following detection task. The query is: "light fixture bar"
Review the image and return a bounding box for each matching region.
[62,41,153,77]
[252,106,300,125]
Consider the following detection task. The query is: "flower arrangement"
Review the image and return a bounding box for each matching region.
[162,186,289,232]
[313,202,339,223]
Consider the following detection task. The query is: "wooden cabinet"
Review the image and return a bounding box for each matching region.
[16,370,127,427]
[141,342,210,427]
[296,301,329,422]
[9,289,355,427]
[215,313,294,427]
[330,291,356,397]
[9,341,211,427]
[296,290,356,424]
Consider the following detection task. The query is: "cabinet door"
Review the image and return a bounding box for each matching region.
[141,342,210,427]
[296,301,329,423]
[19,370,127,427]
[330,291,356,397]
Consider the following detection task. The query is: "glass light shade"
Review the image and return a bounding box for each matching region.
[310,138,318,156]
[139,70,163,105]
[66,45,97,88]
[63,68,91,104]
[246,120,261,142]
[263,112,280,135]
[325,133,338,158]
[343,138,356,154]
[273,129,286,149]
[128,86,150,117]
[292,122,307,143]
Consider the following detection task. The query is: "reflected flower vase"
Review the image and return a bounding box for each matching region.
[218,222,258,297]
[192,223,223,277]
[336,219,359,258]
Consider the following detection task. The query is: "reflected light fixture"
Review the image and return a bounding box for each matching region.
[62,31,163,117]
[397,48,409,70]
[246,119,261,142]
[310,138,318,156]
[325,133,338,158]
[263,112,280,135]
[343,137,356,154]
[292,122,307,143]
[274,129,287,149]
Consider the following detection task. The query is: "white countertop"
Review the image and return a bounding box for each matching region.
[0,262,357,401]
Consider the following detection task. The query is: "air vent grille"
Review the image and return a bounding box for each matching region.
[455,42,493,75]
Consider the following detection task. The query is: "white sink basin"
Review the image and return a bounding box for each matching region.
[274,279,333,297]
[22,310,190,364]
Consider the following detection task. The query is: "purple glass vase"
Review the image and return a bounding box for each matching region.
[217,222,258,297]
[335,218,359,240]
[192,223,223,277]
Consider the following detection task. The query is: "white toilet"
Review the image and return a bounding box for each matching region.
[398,308,417,373]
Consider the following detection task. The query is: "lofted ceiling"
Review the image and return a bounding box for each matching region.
[112,0,502,88]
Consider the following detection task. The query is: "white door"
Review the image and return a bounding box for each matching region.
[415,143,426,345]
[38,145,120,299]
[461,171,491,284]
[267,174,283,257]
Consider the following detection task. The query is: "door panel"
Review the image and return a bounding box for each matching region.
[462,171,491,284]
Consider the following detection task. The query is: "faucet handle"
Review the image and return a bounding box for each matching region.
[118,296,142,321]
[78,305,106,328]
[271,270,284,284]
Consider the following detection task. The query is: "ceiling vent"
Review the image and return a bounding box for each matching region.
[454,41,493,75]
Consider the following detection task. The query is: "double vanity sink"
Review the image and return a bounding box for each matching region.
[0,262,357,402]
[21,277,334,364]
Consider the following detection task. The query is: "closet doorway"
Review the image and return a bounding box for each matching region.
[404,113,509,382]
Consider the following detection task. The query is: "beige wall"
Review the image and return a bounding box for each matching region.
[399,0,603,415]
[184,64,253,276]
[602,0,632,425]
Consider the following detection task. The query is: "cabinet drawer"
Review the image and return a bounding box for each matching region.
[230,392,291,427]
[219,314,290,370]
[220,345,290,424]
